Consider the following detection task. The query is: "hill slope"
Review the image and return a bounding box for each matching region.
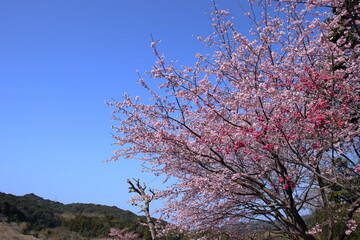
[0,192,137,218]
[0,192,151,239]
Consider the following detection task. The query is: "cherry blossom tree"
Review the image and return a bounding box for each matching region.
[108,0,359,239]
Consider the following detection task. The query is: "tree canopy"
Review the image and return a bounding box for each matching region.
[109,0,360,239]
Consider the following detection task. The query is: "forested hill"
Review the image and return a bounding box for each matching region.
[0,192,154,239]
[0,192,136,218]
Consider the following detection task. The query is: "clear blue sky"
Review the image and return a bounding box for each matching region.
[0,0,247,213]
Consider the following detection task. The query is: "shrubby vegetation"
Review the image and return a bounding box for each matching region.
[63,214,151,239]
[0,193,61,232]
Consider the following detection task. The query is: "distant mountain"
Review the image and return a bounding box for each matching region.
[0,192,152,239]
[1,192,137,218]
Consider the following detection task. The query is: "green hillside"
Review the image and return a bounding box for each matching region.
[0,192,154,239]
[0,192,137,217]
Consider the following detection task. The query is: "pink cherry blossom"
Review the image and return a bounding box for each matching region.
[99,228,139,240]
[109,0,360,239]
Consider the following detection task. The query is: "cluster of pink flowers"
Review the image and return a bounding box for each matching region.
[306,224,323,235]
[276,175,297,190]
[345,220,358,236]
[107,228,139,240]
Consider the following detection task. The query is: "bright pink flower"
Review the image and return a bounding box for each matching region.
[254,155,264,162]
[355,167,360,172]
[262,144,274,151]
[289,182,296,187]
[282,184,289,190]
[312,143,319,149]
[234,141,246,150]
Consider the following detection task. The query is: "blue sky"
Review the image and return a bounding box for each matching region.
[0,0,248,213]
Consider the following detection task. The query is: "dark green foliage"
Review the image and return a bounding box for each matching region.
[0,201,28,223]
[63,213,151,238]
[63,202,138,219]
[0,193,62,231]
[37,227,86,240]
[0,192,136,218]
